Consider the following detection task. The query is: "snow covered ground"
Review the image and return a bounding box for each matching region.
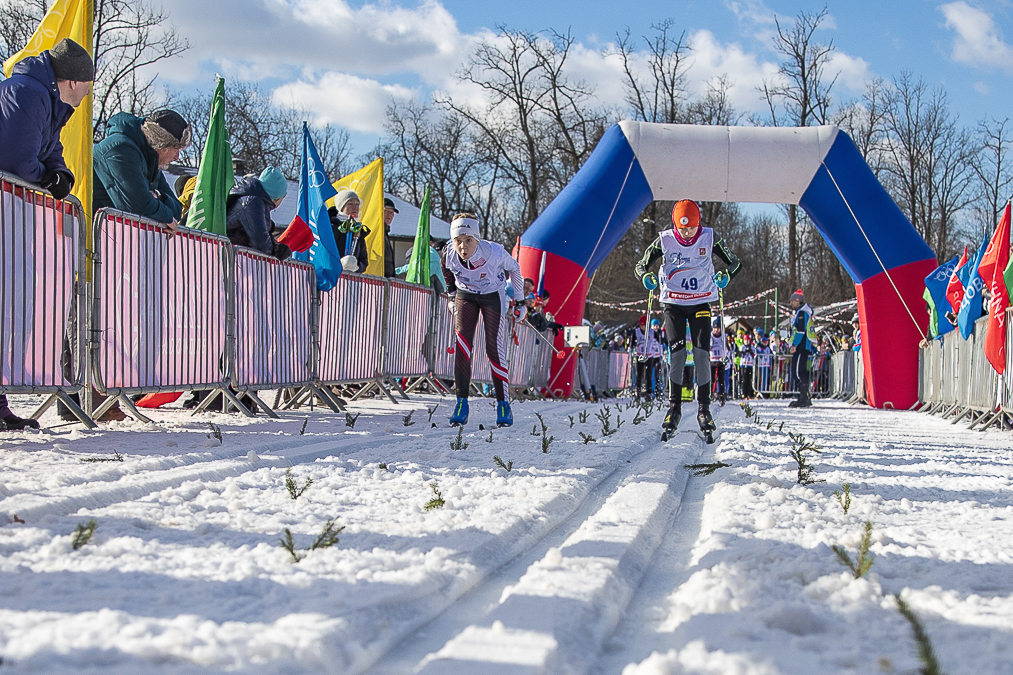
[1,393,1011,674]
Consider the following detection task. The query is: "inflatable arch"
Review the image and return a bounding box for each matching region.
[518,122,937,408]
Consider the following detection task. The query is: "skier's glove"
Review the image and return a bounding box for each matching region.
[40,170,73,200]
[642,273,658,290]
[714,270,730,288]
[513,304,527,323]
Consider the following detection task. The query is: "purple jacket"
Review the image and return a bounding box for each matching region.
[0,52,75,184]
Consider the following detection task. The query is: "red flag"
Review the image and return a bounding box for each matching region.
[946,246,968,313]
[278,214,315,253]
[979,202,1011,374]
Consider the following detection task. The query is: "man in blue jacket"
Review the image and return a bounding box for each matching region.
[0,39,93,430]
[0,38,94,199]
[93,109,191,227]
[788,289,817,408]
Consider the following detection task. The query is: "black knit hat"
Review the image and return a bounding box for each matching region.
[141,110,192,149]
[49,38,94,82]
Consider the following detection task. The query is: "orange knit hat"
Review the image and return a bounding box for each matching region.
[671,200,700,229]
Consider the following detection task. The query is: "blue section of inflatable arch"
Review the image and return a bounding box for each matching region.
[799,133,936,284]
[521,124,652,271]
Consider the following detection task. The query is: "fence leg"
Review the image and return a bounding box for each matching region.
[34,391,97,428]
[310,385,345,413]
[243,391,279,419]
[116,395,155,425]
[386,377,410,401]
[374,378,399,404]
[350,382,376,401]
[950,407,972,424]
[221,389,255,417]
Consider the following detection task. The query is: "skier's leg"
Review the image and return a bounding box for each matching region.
[454,294,480,398]
[481,291,509,402]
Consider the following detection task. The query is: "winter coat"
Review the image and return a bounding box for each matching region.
[330,212,369,274]
[93,112,182,224]
[226,176,288,259]
[0,52,74,184]
[383,228,395,277]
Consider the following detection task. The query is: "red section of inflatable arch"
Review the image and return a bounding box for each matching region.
[854,258,937,409]
[518,246,590,398]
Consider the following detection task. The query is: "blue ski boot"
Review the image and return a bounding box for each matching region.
[449,397,469,426]
[496,400,513,427]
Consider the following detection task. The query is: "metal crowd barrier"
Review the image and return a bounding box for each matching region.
[0,172,93,426]
[384,278,435,384]
[90,208,235,423]
[608,350,633,392]
[316,272,389,399]
[230,248,317,417]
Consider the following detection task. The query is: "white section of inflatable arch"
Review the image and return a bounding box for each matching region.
[618,122,840,205]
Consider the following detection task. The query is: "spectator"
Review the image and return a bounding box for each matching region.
[788,289,817,408]
[382,197,398,277]
[524,278,535,296]
[330,190,369,274]
[0,38,93,199]
[0,38,94,431]
[396,236,448,292]
[93,109,191,226]
[225,167,292,260]
[176,175,198,227]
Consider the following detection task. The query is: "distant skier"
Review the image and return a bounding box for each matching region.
[788,289,817,408]
[442,213,525,427]
[709,318,728,405]
[635,200,741,442]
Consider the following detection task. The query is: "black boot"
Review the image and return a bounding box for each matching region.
[663,398,682,432]
[1,413,40,430]
[697,386,715,432]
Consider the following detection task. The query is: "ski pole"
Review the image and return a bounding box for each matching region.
[518,318,562,355]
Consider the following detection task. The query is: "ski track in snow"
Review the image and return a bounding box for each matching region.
[2,395,1013,674]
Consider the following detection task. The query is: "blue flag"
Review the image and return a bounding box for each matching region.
[957,236,989,339]
[924,255,960,337]
[292,123,341,291]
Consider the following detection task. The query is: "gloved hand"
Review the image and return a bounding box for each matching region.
[274,242,292,262]
[642,273,658,290]
[513,304,527,323]
[40,170,73,200]
[714,270,730,288]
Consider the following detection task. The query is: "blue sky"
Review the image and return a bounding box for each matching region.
[156,0,1013,156]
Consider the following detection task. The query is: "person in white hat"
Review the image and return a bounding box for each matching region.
[443,213,524,428]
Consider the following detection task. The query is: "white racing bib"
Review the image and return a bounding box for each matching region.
[658,227,718,305]
[445,241,510,295]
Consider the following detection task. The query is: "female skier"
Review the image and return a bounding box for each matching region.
[442,213,525,427]
[634,200,742,442]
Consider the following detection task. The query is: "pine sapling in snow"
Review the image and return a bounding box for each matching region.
[310,519,344,551]
[741,401,754,418]
[485,431,494,443]
[633,408,646,425]
[568,415,575,429]
[285,467,313,500]
[493,455,513,472]
[789,431,825,485]
[895,594,948,675]
[579,409,589,424]
[832,520,875,578]
[206,422,223,444]
[299,417,308,435]
[450,426,469,451]
[834,483,852,514]
[279,529,304,563]
[424,482,445,511]
[345,412,360,428]
[71,519,98,550]
[80,451,123,463]
[402,411,415,427]
[378,463,389,471]
[684,462,731,477]
[579,432,597,444]
[530,424,540,436]
[596,407,620,436]
[427,405,439,423]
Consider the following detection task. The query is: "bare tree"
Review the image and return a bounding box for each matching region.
[833,77,889,175]
[0,0,48,62]
[614,20,690,125]
[437,26,607,238]
[758,5,837,292]
[971,116,1013,239]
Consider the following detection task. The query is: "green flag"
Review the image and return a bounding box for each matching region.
[1005,255,1013,302]
[405,187,431,286]
[187,77,233,235]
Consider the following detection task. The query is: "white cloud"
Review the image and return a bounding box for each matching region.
[940,1,1013,73]
[685,30,780,111]
[974,81,990,94]
[826,51,872,92]
[272,72,415,134]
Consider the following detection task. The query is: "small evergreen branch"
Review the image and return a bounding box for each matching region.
[832,520,875,578]
[766,420,773,430]
[596,407,618,436]
[534,412,548,436]
[81,451,124,463]
[299,417,309,435]
[493,455,513,472]
[427,404,439,423]
[579,432,597,444]
[541,433,555,453]
[684,462,731,477]
[310,518,344,550]
[895,594,947,675]
[402,410,416,426]
[378,463,388,470]
[578,409,589,423]
[485,431,494,443]
[450,426,469,451]
[778,421,785,433]
[206,422,223,444]
[615,415,625,431]
[285,467,313,500]
[279,528,305,563]
[568,415,575,428]
[344,412,360,428]
[834,483,852,514]
[632,408,645,425]
[530,424,540,436]
[424,482,445,511]
[741,401,754,418]
[788,431,825,485]
[71,519,97,550]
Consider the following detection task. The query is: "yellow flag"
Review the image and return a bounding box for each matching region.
[330,158,385,276]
